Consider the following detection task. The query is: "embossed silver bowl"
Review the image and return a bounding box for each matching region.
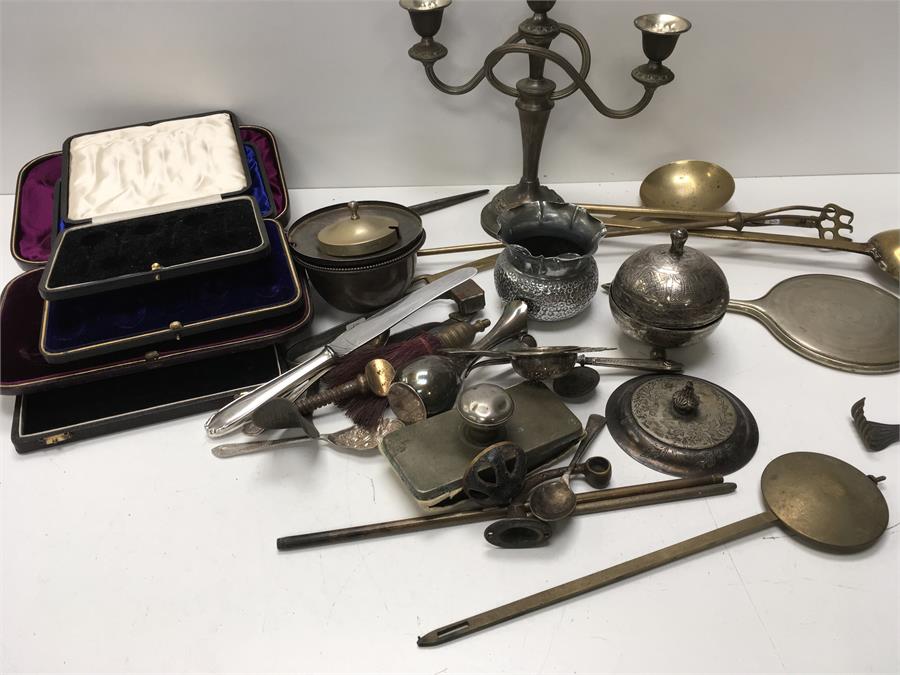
[494,201,605,322]
[608,228,729,347]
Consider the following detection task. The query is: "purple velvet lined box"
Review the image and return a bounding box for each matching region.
[10,125,291,269]
[2,123,310,392]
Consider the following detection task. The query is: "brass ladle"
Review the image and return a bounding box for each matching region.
[604,217,900,283]
[418,452,889,646]
[418,221,899,283]
[639,160,735,211]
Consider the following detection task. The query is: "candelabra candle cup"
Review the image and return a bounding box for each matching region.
[635,14,691,60]
[632,14,691,87]
[400,0,452,61]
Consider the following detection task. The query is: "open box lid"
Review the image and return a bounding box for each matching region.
[59,111,252,227]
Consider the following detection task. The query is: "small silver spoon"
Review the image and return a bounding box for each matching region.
[528,414,607,522]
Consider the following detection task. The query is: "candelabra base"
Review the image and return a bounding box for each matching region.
[480,182,564,238]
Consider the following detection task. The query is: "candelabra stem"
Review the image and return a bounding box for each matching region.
[481,77,564,234]
[518,79,553,193]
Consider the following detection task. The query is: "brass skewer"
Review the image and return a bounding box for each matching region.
[276,475,733,551]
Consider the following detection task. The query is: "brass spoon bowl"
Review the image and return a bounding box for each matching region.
[870,229,900,282]
[640,160,735,211]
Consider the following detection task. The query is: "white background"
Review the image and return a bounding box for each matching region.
[1,0,899,192]
[1,0,899,673]
[1,175,898,673]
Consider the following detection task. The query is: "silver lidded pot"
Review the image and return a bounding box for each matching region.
[608,229,729,347]
[494,201,605,322]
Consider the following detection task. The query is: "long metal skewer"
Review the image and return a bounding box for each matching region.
[276,475,732,551]
[418,510,775,646]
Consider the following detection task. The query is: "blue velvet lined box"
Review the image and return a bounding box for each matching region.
[40,219,303,363]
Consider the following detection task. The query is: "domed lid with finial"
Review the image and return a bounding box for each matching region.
[610,228,729,330]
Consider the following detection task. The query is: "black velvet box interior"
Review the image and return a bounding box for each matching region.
[40,220,302,363]
[40,196,269,300]
[1,269,311,395]
[11,345,283,453]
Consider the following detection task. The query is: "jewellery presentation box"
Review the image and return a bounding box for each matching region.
[39,219,304,363]
[0,269,311,395]
[39,196,270,300]
[10,344,284,454]
[10,125,290,270]
[59,111,252,227]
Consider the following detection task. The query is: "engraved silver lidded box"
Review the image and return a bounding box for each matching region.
[605,374,758,477]
[609,228,729,347]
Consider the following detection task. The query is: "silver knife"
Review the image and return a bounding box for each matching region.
[204,266,478,437]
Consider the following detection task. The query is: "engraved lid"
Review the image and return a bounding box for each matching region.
[605,374,758,477]
[610,229,729,329]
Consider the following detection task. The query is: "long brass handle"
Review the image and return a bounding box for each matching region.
[276,476,732,551]
[604,217,871,253]
[418,510,777,646]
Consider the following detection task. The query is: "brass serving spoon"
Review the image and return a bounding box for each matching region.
[605,218,900,282]
[418,452,889,646]
[639,159,735,211]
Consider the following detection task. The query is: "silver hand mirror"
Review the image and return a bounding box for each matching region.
[419,451,889,646]
[728,274,898,374]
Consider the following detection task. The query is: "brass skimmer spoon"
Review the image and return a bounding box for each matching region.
[418,451,889,646]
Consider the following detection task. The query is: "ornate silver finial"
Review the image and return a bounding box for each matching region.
[669,228,688,256]
[672,381,699,415]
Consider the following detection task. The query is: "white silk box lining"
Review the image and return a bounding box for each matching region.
[66,112,249,222]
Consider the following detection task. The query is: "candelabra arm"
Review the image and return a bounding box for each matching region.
[421,31,524,97]
[486,43,656,119]
[551,23,592,101]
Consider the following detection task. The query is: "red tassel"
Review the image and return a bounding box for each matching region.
[337,394,389,429]
[323,332,442,387]
[322,331,444,428]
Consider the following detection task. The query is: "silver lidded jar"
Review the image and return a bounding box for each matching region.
[608,228,729,347]
[494,201,605,322]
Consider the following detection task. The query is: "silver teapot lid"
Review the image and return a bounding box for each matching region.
[610,229,729,330]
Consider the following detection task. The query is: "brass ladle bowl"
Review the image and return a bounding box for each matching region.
[640,159,735,211]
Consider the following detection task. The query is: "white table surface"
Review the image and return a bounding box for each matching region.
[1,175,898,674]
